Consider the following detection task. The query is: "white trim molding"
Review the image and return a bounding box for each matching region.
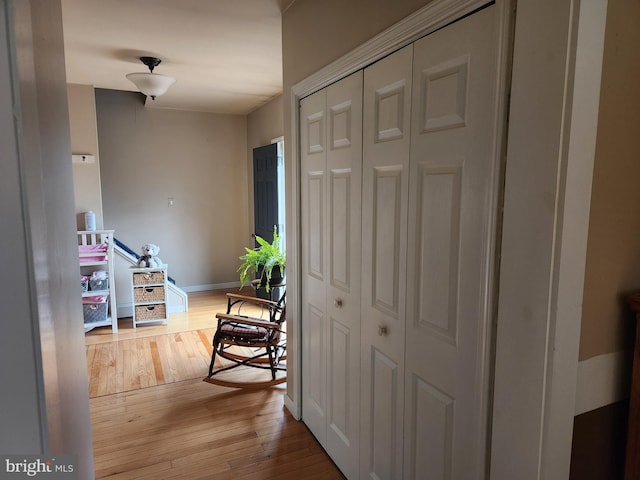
[491,0,608,478]
[292,0,492,100]
[575,350,633,416]
[181,281,241,293]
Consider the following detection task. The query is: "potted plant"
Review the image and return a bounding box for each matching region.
[238,226,286,293]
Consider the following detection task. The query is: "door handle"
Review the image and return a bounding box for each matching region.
[378,325,388,336]
[334,298,343,308]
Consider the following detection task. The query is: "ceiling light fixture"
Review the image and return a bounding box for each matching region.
[126,56,176,100]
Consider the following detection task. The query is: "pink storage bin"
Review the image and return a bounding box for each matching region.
[82,296,108,324]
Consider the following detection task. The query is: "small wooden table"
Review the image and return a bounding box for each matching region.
[250,278,285,301]
[625,293,640,480]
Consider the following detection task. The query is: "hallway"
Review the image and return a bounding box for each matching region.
[87,290,344,479]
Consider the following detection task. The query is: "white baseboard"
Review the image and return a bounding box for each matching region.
[284,393,299,420]
[574,349,633,416]
[181,281,241,293]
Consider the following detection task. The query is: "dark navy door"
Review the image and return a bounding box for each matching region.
[253,143,279,244]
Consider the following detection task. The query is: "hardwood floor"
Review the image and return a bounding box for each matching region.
[87,289,345,479]
[86,329,214,397]
[85,289,237,347]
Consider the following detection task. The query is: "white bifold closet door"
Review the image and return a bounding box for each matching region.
[302,5,501,479]
[300,70,363,480]
[360,43,413,480]
[361,5,500,480]
[404,6,499,479]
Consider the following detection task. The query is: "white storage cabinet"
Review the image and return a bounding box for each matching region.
[131,266,168,327]
[78,230,117,333]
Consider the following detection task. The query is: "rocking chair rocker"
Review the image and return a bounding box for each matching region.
[203,290,286,389]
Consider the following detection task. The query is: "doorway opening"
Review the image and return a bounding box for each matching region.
[252,137,286,251]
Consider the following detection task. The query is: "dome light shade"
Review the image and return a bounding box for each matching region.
[126,72,176,99]
[126,56,175,100]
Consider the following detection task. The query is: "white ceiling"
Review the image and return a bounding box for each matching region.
[61,0,288,115]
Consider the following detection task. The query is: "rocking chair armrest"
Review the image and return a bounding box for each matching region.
[215,313,281,329]
[226,293,280,308]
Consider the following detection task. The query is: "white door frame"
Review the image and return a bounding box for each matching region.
[491,0,607,478]
[286,0,607,478]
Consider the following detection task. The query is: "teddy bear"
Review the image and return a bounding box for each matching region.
[137,243,164,268]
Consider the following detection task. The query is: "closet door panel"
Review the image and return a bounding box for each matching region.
[307,171,324,278]
[329,318,350,433]
[329,170,350,288]
[305,304,326,415]
[301,89,328,445]
[361,44,413,480]
[371,166,403,315]
[415,163,462,342]
[369,347,401,480]
[301,71,363,479]
[325,71,363,480]
[409,375,455,480]
[405,6,500,479]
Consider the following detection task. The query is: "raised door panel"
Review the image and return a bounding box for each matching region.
[367,347,401,480]
[371,166,403,316]
[300,89,328,444]
[305,304,326,418]
[408,376,455,480]
[325,71,363,480]
[414,164,462,345]
[361,44,413,480]
[405,7,500,479]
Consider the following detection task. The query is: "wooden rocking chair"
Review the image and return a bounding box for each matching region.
[203,291,286,389]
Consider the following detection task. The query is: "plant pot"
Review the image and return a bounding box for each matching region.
[269,265,285,285]
[257,265,284,286]
[255,265,285,300]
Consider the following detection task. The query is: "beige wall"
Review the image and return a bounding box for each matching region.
[247,94,283,147]
[570,2,640,474]
[282,0,433,88]
[68,83,104,230]
[96,89,249,289]
[246,94,284,236]
[580,0,640,360]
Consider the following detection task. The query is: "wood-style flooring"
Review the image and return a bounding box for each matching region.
[87,289,345,479]
[86,329,213,397]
